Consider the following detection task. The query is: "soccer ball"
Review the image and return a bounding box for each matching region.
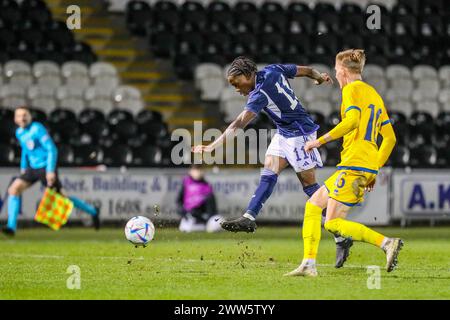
[124,216,155,247]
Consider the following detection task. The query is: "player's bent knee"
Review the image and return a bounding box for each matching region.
[324,218,341,233]
[8,179,27,196]
[308,186,328,208]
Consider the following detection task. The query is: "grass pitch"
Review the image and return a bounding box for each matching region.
[0,226,449,300]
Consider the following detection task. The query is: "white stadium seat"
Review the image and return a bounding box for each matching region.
[61,61,89,78]
[60,98,85,114]
[412,65,438,81]
[56,85,85,100]
[438,65,450,88]
[307,100,333,116]
[0,84,26,99]
[84,86,114,101]
[364,64,385,79]
[2,97,27,109]
[115,98,144,115]
[220,87,247,123]
[93,76,120,91]
[3,60,31,78]
[194,63,223,89]
[113,85,142,102]
[33,61,60,78]
[89,62,118,78]
[87,98,114,114]
[30,97,57,112]
[412,79,440,102]
[199,77,225,101]
[27,85,55,100]
[415,100,441,118]
[386,64,412,81]
[389,99,415,117]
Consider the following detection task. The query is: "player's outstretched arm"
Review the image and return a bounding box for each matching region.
[295,66,333,85]
[377,120,397,168]
[192,110,256,153]
[304,108,361,152]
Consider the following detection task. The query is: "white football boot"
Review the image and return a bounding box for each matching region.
[383,238,404,272]
[284,260,318,277]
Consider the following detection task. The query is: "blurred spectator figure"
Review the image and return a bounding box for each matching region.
[176,164,222,232]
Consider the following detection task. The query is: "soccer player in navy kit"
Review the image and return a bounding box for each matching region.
[2,106,100,236]
[193,56,353,267]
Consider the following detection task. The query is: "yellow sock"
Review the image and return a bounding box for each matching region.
[302,202,323,259]
[324,218,385,247]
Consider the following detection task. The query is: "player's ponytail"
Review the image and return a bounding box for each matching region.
[336,49,366,74]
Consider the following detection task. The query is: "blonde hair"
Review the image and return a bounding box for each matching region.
[336,49,366,74]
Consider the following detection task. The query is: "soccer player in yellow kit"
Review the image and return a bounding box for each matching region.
[285,49,403,277]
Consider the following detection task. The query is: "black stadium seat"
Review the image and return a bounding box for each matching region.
[57,143,74,166]
[409,145,437,168]
[103,144,133,167]
[387,145,410,167]
[132,145,162,166]
[126,0,152,36]
[0,143,16,166]
[73,145,102,166]
[0,0,21,26]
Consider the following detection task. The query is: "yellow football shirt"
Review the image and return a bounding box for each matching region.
[337,80,390,172]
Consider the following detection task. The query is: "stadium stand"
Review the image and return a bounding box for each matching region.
[0,0,174,167]
[120,0,450,168]
[0,0,448,168]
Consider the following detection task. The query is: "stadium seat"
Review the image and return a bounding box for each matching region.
[21,0,51,27]
[438,65,450,88]
[174,53,200,80]
[307,100,333,116]
[135,109,163,123]
[414,100,441,118]
[412,79,440,102]
[73,145,102,166]
[153,0,179,31]
[408,111,435,138]
[57,143,74,166]
[438,89,450,108]
[113,85,141,102]
[387,145,410,167]
[220,87,247,123]
[110,118,138,142]
[132,145,162,166]
[0,143,16,166]
[0,114,16,144]
[437,145,450,167]
[126,0,152,36]
[103,144,133,166]
[27,84,54,100]
[409,145,437,168]
[30,97,56,112]
[435,111,450,136]
[28,107,47,124]
[323,140,341,166]
[56,85,84,100]
[390,99,415,117]
[260,1,286,33]
[89,62,118,79]
[87,99,114,114]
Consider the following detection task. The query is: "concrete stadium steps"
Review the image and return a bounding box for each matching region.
[44,0,210,134]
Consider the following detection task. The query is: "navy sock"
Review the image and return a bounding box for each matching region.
[303,183,320,197]
[246,168,278,218]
